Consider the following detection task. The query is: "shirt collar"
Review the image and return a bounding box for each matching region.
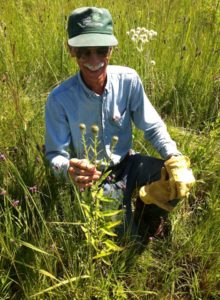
[77,68,110,97]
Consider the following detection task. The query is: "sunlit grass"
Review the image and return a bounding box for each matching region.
[0,0,219,299]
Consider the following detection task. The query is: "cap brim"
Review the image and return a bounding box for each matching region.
[68,33,118,47]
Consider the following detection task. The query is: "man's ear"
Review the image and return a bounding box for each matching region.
[66,43,76,57]
[108,47,113,58]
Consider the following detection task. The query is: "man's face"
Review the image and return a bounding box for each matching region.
[69,46,112,82]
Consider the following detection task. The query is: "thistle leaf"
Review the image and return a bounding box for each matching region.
[99,196,115,203]
[93,251,112,259]
[81,203,90,212]
[81,226,88,233]
[100,228,117,237]
[106,220,122,229]
[104,239,123,251]
[102,258,111,266]
[100,210,123,217]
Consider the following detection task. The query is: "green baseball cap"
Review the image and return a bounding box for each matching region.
[67,7,118,47]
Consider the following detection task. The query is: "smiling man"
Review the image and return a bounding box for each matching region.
[45,7,195,240]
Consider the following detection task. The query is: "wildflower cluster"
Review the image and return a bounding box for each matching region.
[127,27,157,52]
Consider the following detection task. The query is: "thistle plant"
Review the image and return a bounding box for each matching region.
[79,123,89,160]
[90,124,99,164]
[74,124,123,266]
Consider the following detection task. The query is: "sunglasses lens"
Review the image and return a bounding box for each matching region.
[75,48,89,59]
[75,47,110,59]
[96,47,110,57]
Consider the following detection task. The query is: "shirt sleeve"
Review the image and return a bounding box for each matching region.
[45,93,71,176]
[130,73,182,159]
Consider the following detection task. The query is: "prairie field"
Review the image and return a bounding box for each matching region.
[0,0,220,299]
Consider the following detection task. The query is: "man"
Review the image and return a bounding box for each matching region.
[45,7,195,240]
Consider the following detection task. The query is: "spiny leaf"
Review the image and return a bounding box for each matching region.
[106,220,122,229]
[81,203,90,212]
[102,257,111,266]
[98,196,115,203]
[99,210,123,217]
[100,228,117,237]
[93,251,113,259]
[104,239,123,251]
[81,226,88,233]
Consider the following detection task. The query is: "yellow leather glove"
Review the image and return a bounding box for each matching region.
[164,155,195,199]
[139,156,196,212]
[139,167,177,212]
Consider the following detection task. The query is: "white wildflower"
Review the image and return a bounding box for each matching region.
[131,34,138,42]
[149,30,157,37]
[150,60,156,66]
[127,27,157,43]
[140,34,149,43]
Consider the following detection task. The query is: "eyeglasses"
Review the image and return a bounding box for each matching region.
[74,47,111,59]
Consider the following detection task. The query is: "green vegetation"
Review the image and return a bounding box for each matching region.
[0,0,219,299]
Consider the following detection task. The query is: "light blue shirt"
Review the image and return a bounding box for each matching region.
[45,65,181,175]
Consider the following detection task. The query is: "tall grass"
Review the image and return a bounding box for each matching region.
[0,0,220,299]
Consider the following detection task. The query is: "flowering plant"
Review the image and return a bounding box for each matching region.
[127,26,157,65]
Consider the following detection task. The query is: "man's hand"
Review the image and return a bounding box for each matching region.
[68,158,102,188]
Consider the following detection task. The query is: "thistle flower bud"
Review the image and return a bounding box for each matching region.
[79,123,86,132]
[112,136,119,144]
[91,124,99,136]
[111,136,119,151]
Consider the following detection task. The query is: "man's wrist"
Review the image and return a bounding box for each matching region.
[166,153,182,160]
